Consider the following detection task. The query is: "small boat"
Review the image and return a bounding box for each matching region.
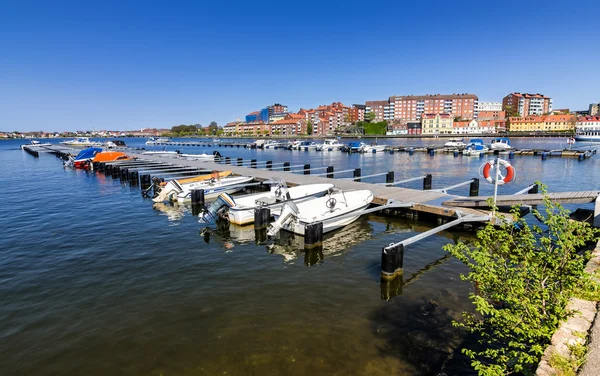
[316,138,344,151]
[346,142,364,153]
[226,182,335,225]
[173,176,254,203]
[286,140,302,150]
[463,139,489,156]
[177,153,217,161]
[60,137,96,147]
[151,171,235,202]
[141,149,179,156]
[490,138,512,150]
[145,137,171,145]
[212,138,221,142]
[267,189,374,237]
[20,140,52,149]
[70,147,103,168]
[574,130,600,142]
[444,138,466,148]
[293,141,318,151]
[360,143,387,153]
[263,140,288,149]
[93,151,131,163]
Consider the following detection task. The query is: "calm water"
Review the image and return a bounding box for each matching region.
[1,137,598,376]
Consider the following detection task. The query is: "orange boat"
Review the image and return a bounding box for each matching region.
[93,151,131,163]
[158,170,233,187]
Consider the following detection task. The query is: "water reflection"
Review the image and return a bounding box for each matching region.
[152,201,185,221]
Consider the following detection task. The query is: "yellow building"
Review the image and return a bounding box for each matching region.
[508,115,575,132]
[421,113,453,135]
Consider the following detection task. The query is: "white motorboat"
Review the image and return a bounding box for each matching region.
[178,152,216,161]
[20,140,52,149]
[141,150,179,156]
[60,137,96,147]
[212,138,221,142]
[360,143,387,153]
[145,137,171,145]
[316,138,344,151]
[287,140,302,150]
[263,140,287,149]
[462,139,489,156]
[175,176,254,203]
[293,141,318,151]
[444,138,466,148]
[267,189,374,237]
[490,138,512,150]
[227,182,335,225]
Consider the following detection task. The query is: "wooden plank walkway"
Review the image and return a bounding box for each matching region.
[126,151,494,219]
[443,191,600,208]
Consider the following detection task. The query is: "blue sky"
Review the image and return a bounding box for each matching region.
[1,0,598,132]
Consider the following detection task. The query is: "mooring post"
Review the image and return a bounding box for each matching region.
[353,168,361,182]
[225,157,231,164]
[381,244,404,280]
[469,178,479,197]
[453,150,459,157]
[409,149,414,156]
[191,189,205,207]
[381,275,403,301]
[251,159,257,168]
[509,151,515,159]
[266,160,273,170]
[494,150,500,156]
[111,166,120,179]
[237,157,243,166]
[97,162,105,172]
[541,152,548,161]
[140,174,151,190]
[104,164,112,176]
[283,162,290,171]
[92,162,99,171]
[120,168,129,181]
[129,171,139,186]
[578,153,585,162]
[326,166,334,178]
[386,171,394,184]
[254,207,271,230]
[528,183,539,194]
[428,148,435,156]
[423,174,432,190]
[389,149,395,155]
[304,222,323,250]
[304,164,310,175]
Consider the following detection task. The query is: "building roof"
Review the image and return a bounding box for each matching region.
[507,92,551,99]
[578,116,600,122]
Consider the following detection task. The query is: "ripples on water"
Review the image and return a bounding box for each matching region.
[0,138,598,375]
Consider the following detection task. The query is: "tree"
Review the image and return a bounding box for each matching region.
[505,107,520,118]
[306,120,313,135]
[207,121,219,135]
[365,112,376,122]
[444,184,598,375]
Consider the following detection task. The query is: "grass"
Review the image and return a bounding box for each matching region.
[548,342,588,376]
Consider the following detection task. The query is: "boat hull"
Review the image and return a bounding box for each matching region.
[227,183,335,225]
[574,135,600,142]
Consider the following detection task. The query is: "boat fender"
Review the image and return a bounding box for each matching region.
[482,159,515,185]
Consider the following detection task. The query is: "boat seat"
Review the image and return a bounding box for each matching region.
[256,196,277,206]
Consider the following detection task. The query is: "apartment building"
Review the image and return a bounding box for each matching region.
[365,100,387,122]
[270,115,307,136]
[508,115,575,132]
[389,93,478,121]
[589,103,600,116]
[502,93,552,116]
[421,113,453,135]
[477,110,506,121]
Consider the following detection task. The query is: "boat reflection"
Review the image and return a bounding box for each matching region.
[266,219,375,265]
[152,202,186,221]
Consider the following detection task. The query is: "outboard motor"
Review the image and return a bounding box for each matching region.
[271,180,291,201]
[198,193,236,224]
[267,201,299,237]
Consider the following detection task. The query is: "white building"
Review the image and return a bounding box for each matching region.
[477,101,502,112]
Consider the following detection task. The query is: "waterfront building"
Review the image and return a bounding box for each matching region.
[589,102,600,116]
[237,122,270,136]
[407,122,421,135]
[421,113,453,135]
[508,114,575,132]
[502,93,552,116]
[576,116,600,132]
[477,101,502,112]
[451,119,480,134]
[270,116,307,136]
[478,119,505,133]
[389,93,478,121]
[477,110,506,121]
[386,120,408,135]
[365,100,387,122]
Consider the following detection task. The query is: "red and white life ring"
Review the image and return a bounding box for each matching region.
[567,137,576,145]
[482,159,515,185]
